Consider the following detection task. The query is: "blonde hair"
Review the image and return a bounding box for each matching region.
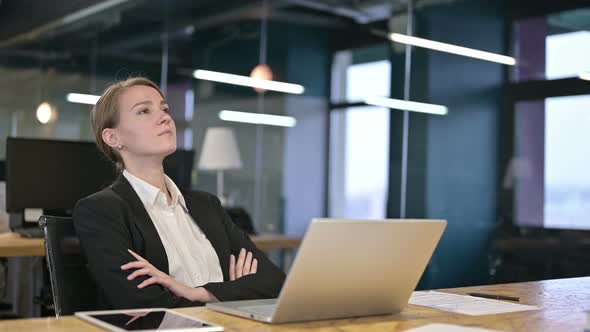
[92,77,164,170]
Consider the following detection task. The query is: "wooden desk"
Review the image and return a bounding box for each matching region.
[249,234,302,251]
[0,233,300,258]
[0,235,44,257]
[1,277,588,331]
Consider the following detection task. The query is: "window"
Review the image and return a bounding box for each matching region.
[513,7,590,82]
[545,95,590,229]
[513,95,590,230]
[546,31,590,80]
[329,50,391,219]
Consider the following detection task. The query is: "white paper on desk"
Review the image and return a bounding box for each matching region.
[404,323,505,332]
[409,291,539,316]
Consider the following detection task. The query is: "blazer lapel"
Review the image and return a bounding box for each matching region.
[111,174,169,274]
[183,193,231,280]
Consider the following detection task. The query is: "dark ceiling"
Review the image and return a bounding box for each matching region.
[0,0,412,81]
[0,0,393,52]
[0,0,588,77]
[0,1,387,75]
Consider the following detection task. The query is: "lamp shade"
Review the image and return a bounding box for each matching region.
[198,127,243,170]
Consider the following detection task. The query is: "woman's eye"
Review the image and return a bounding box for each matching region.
[138,109,148,115]
[162,107,170,113]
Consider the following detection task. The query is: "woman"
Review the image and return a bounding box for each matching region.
[73,77,285,310]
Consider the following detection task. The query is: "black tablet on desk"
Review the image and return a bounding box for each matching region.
[75,308,223,332]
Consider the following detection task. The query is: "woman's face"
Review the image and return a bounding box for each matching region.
[114,85,176,161]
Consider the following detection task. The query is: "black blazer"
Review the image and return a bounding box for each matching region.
[73,174,285,310]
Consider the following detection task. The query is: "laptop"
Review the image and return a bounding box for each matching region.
[207,218,447,323]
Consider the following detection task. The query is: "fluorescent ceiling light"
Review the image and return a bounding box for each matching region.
[67,93,100,105]
[579,72,590,81]
[193,69,305,94]
[388,33,516,66]
[365,96,448,115]
[219,110,297,127]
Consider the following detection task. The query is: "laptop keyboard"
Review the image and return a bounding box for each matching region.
[241,304,276,317]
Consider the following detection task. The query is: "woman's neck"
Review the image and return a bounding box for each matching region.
[124,158,167,194]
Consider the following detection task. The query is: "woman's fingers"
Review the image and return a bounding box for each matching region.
[251,259,258,274]
[137,276,162,289]
[127,268,153,280]
[230,249,257,280]
[136,275,188,300]
[127,249,147,262]
[229,254,236,281]
[236,248,246,279]
[121,253,184,295]
[243,251,253,276]
[121,261,148,271]
[121,249,151,271]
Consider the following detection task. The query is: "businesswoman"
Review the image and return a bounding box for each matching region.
[73,77,285,310]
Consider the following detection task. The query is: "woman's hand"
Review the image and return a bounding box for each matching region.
[229,248,258,281]
[121,249,218,303]
[122,249,186,293]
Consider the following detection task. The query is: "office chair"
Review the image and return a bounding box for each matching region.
[224,207,257,235]
[38,215,97,317]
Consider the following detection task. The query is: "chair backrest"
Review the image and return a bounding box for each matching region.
[38,215,97,317]
[224,207,257,235]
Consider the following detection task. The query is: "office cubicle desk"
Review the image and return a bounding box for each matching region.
[0,277,588,331]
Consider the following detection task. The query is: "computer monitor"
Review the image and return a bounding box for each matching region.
[6,138,195,212]
[5,137,118,214]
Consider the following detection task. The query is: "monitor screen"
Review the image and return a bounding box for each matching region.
[6,137,118,212]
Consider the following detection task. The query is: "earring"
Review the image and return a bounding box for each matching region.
[117,144,123,150]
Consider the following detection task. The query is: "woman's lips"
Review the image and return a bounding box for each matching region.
[158,130,173,136]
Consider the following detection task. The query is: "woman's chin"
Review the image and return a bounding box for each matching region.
[147,144,176,159]
[163,144,177,156]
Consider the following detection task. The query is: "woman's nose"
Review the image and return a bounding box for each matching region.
[159,110,172,124]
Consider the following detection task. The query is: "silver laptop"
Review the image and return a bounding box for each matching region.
[206,218,446,324]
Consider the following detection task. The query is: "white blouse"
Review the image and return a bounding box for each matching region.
[123,170,223,287]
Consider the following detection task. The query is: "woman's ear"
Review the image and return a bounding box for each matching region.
[102,128,120,149]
